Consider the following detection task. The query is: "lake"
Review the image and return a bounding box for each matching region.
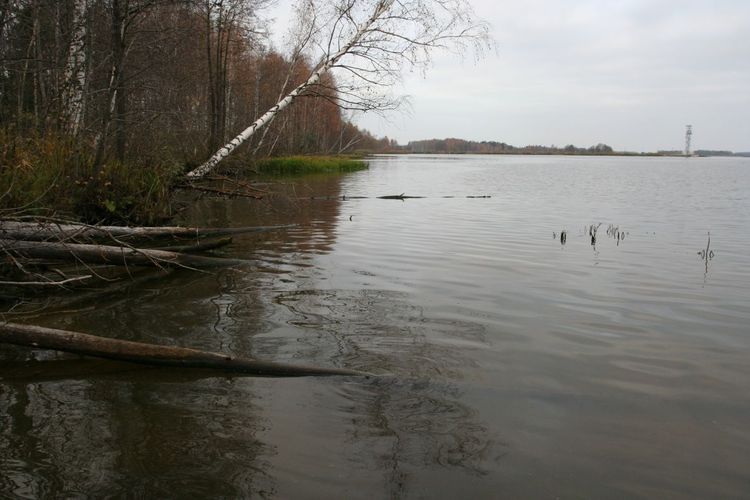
[2,154,750,498]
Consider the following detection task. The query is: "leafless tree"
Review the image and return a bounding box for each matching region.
[187,0,491,178]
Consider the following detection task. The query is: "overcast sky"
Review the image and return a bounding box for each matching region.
[268,0,750,152]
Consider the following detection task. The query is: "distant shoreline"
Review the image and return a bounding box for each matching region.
[372,138,750,158]
[369,151,750,158]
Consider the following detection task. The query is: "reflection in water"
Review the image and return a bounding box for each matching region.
[272,288,501,496]
[0,376,274,497]
[351,377,497,499]
[273,289,487,377]
[183,174,346,258]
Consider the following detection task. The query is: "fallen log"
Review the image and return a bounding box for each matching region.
[377,193,425,200]
[0,322,368,377]
[203,175,270,194]
[0,220,296,242]
[184,184,263,199]
[153,236,233,253]
[1,239,244,268]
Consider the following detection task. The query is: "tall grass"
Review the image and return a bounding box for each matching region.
[253,156,368,176]
[0,131,181,224]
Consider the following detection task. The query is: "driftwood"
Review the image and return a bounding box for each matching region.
[304,194,491,201]
[0,275,93,287]
[377,193,425,200]
[203,175,270,194]
[184,184,263,199]
[0,322,368,377]
[1,239,245,268]
[0,220,296,242]
[153,236,233,253]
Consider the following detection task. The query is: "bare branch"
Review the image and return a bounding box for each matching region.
[0,275,93,287]
[187,0,492,177]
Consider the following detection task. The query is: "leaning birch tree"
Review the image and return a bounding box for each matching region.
[186,0,491,178]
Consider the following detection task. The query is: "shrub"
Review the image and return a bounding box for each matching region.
[0,130,181,224]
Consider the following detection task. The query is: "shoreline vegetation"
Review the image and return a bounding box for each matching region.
[253,156,369,176]
[0,138,368,290]
[0,133,369,225]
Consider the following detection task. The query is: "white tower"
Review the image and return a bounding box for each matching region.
[685,125,693,156]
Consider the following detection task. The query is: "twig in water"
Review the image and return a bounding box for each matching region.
[0,275,92,287]
[698,232,715,260]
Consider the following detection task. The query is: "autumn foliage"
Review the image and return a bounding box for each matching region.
[0,1,369,163]
[0,0,377,220]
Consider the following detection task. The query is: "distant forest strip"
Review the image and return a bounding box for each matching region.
[397,139,616,155]
[383,139,750,157]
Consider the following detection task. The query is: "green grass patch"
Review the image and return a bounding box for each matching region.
[253,155,368,176]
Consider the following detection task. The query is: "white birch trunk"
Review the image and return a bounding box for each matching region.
[186,0,394,178]
[62,0,87,135]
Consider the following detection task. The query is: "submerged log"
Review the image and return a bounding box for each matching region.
[184,184,263,199]
[1,239,244,268]
[377,193,425,200]
[0,220,296,242]
[153,236,233,253]
[0,322,368,377]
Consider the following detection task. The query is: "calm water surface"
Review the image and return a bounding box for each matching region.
[2,155,750,498]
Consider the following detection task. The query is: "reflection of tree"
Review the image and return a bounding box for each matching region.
[0,375,274,497]
[1,381,53,497]
[345,377,493,498]
[181,173,347,259]
[108,379,274,497]
[0,379,117,496]
[274,288,500,493]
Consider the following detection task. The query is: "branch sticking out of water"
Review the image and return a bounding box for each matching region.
[698,232,715,261]
[377,194,425,200]
[588,223,602,246]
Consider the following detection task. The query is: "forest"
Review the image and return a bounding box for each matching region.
[0,0,390,222]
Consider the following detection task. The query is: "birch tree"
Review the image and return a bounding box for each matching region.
[186,0,491,178]
[61,0,87,135]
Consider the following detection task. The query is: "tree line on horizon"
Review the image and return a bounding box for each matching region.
[374,138,750,156]
[374,138,616,155]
